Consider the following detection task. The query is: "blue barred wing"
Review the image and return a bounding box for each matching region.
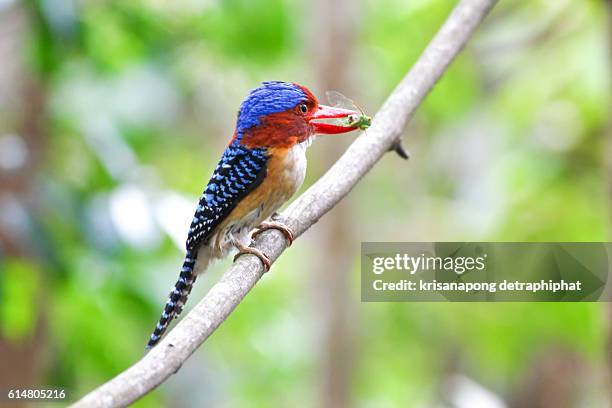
[186,144,268,251]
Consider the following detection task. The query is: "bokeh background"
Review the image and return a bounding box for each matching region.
[0,0,610,407]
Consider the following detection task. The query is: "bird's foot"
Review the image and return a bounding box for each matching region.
[233,241,271,272]
[252,220,294,246]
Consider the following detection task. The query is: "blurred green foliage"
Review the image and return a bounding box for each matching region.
[0,259,40,341]
[0,0,609,406]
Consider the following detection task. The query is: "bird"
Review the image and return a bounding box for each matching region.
[147,81,361,348]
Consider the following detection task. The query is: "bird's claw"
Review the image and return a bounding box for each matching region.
[232,219,293,272]
[252,221,294,246]
[233,246,271,272]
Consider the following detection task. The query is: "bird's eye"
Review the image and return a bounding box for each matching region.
[298,103,308,114]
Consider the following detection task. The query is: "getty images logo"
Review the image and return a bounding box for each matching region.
[371,252,487,275]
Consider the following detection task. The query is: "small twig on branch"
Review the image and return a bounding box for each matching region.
[71,0,498,406]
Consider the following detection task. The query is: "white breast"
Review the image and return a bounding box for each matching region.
[282,139,309,193]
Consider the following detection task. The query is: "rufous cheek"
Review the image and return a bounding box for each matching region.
[241,111,310,149]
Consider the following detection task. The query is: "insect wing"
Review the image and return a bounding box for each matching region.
[325,90,358,111]
[325,90,372,131]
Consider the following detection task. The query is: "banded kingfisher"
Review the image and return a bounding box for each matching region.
[147,81,361,348]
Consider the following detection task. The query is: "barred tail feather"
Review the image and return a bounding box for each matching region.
[146,250,198,349]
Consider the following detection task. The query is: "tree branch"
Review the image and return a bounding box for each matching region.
[71,0,498,406]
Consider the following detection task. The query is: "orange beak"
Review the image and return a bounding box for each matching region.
[309,104,360,134]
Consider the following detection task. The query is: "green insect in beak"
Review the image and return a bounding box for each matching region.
[345,113,372,130]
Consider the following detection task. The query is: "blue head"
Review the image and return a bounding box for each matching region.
[237,82,310,133]
[232,81,360,149]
